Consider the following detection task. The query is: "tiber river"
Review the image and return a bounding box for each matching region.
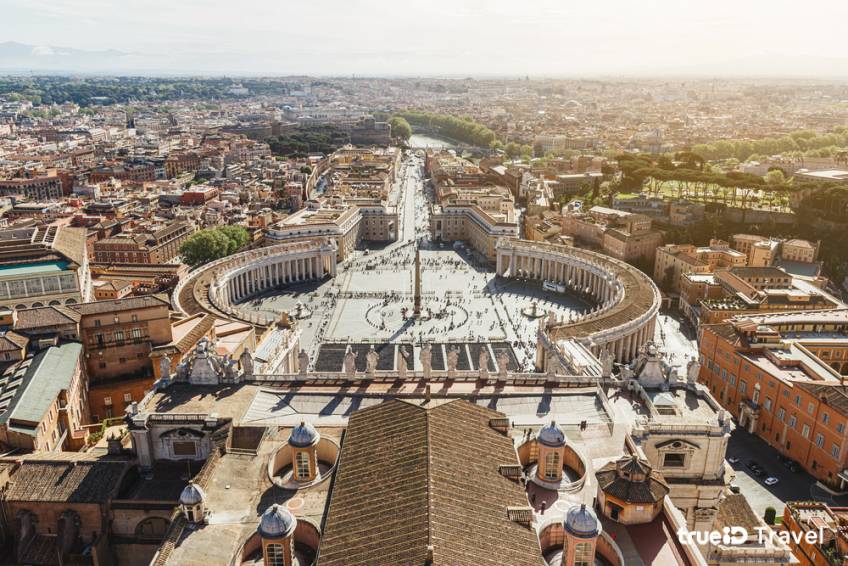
[408,133,455,149]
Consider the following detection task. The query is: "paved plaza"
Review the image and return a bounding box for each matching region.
[239,152,593,372]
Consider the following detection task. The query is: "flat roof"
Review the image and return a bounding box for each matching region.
[0,261,69,278]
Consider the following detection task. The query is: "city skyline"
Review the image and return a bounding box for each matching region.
[3,0,848,77]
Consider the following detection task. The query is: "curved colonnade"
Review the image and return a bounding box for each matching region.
[173,238,337,325]
[495,238,660,364]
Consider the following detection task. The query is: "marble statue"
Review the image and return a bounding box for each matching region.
[547,310,557,326]
[223,358,238,382]
[344,344,357,377]
[176,361,189,381]
[366,345,379,376]
[546,355,558,378]
[240,349,254,379]
[496,351,509,378]
[298,350,309,375]
[620,363,635,381]
[446,346,460,374]
[600,349,614,379]
[686,358,701,384]
[420,342,432,379]
[478,348,489,380]
[159,356,171,380]
[397,346,409,379]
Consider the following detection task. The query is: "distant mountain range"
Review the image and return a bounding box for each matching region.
[0,41,131,73]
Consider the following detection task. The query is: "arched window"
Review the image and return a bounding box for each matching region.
[544,452,560,480]
[295,451,311,479]
[135,517,170,539]
[574,541,593,566]
[265,543,285,566]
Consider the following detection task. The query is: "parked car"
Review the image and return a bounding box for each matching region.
[764,477,780,486]
[728,457,740,465]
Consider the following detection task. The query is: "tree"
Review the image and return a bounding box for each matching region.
[765,169,786,186]
[505,142,521,159]
[180,226,250,266]
[388,116,412,140]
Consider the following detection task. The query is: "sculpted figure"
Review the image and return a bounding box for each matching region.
[496,351,509,378]
[366,345,379,376]
[447,346,460,372]
[420,342,432,379]
[344,344,357,377]
[298,349,310,375]
[240,348,254,378]
[398,345,409,379]
[159,356,171,380]
[600,349,614,378]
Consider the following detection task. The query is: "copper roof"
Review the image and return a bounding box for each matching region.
[317,399,544,566]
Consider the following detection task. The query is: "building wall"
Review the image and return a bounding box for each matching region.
[80,304,172,384]
[89,377,153,422]
[699,326,848,488]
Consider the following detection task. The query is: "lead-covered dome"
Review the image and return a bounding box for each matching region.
[288,420,320,448]
[538,420,566,447]
[565,503,600,538]
[259,504,297,539]
[179,482,205,506]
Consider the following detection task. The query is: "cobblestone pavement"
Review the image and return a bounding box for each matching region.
[243,153,591,371]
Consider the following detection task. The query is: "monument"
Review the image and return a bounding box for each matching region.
[413,247,422,318]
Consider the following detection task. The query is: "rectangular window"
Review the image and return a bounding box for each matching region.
[838,423,846,434]
[103,396,112,406]
[663,453,687,468]
[823,413,830,425]
[789,415,797,428]
[172,441,197,456]
[802,424,810,439]
[94,319,101,327]
[729,374,736,385]
[808,402,816,415]
[795,395,801,406]
[777,408,785,421]
[721,368,727,380]
[764,398,772,411]
[123,393,132,403]
[832,444,841,459]
[132,314,139,322]
[816,433,824,448]
[740,381,747,394]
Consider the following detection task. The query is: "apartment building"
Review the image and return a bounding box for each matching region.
[561,205,662,262]
[0,342,89,452]
[0,171,64,201]
[699,311,848,488]
[12,295,173,421]
[654,240,747,293]
[92,221,193,264]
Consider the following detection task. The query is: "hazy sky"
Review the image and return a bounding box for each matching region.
[4,0,848,77]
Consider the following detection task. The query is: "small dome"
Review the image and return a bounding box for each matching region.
[538,421,566,447]
[259,504,297,539]
[288,421,320,448]
[565,503,600,538]
[179,482,205,506]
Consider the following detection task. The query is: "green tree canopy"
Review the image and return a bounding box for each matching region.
[388,116,412,140]
[180,226,250,266]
